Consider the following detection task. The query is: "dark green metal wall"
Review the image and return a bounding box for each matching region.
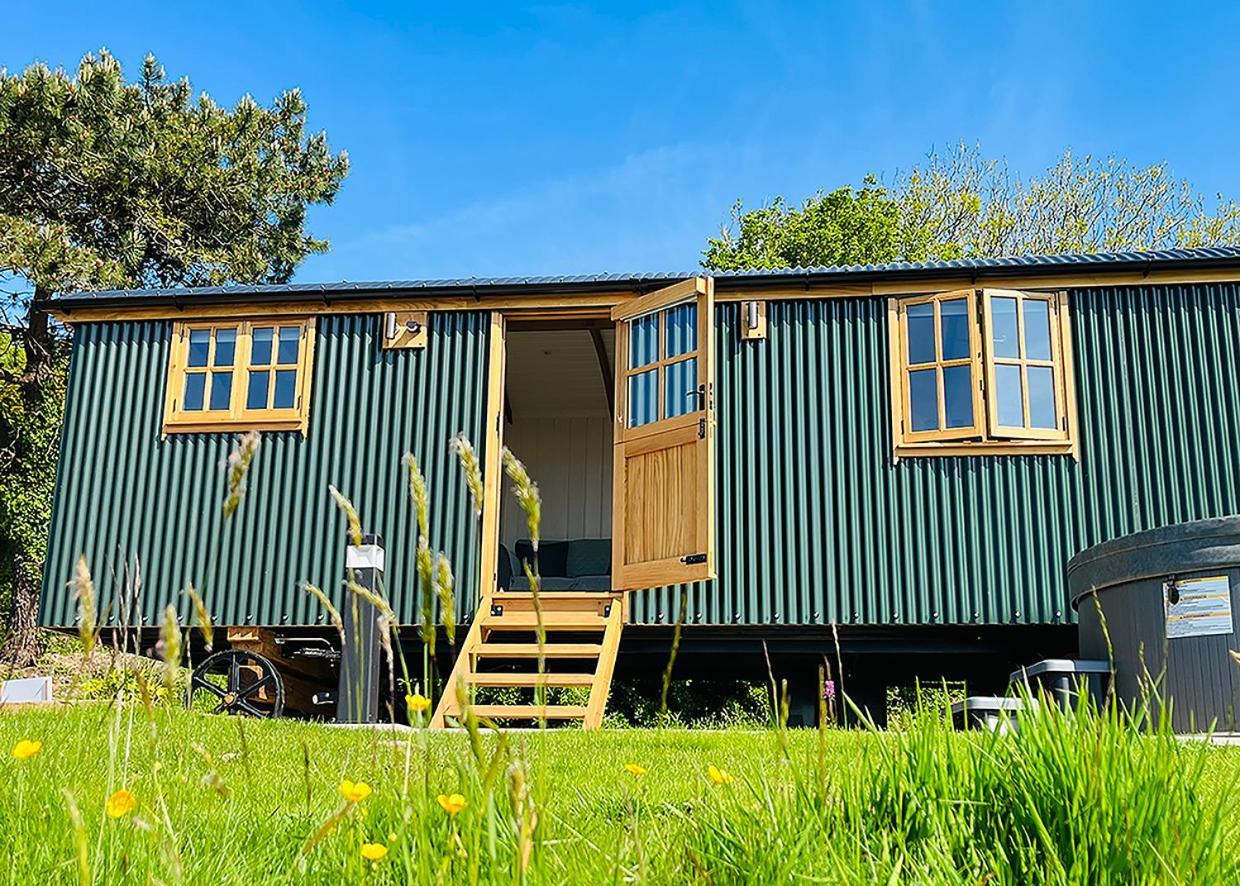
[41,312,490,629]
[42,282,1240,631]
[629,283,1240,627]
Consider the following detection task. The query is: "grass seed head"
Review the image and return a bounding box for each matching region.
[502,447,541,549]
[185,582,214,651]
[450,433,485,517]
[403,453,430,540]
[435,552,456,645]
[328,484,363,547]
[300,582,344,638]
[159,605,182,688]
[68,554,97,658]
[222,431,260,518]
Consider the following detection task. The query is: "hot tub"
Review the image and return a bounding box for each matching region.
[1068,516,1240,733]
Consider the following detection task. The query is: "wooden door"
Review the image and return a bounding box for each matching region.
[611,277,716,589]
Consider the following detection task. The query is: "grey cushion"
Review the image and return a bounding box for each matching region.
[508,575,577,592]
[514,539,568,577]
[570,574,612,591]
[566,539,611,578]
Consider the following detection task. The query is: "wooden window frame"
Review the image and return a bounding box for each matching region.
[163,317,317,435]
[889,289,1077,460]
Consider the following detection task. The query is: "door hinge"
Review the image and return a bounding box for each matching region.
[681,553,707,565]
[698,418,706,438]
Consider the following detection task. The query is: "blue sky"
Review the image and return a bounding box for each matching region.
[6,2,1240,282]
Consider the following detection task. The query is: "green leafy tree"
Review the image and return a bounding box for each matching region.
[704,143,1240,270]
[0,50,348,666]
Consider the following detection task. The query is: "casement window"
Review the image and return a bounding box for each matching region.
[164,319,316,434]
[888,289,1076,457]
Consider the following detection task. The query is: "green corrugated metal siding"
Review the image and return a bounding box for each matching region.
[629,283,1240,626]
[42,282,1240,631]
[41,312,490,628]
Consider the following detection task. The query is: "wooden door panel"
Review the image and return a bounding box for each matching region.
[611,277,715,590]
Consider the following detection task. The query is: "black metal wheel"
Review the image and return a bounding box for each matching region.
[189,649,285,718]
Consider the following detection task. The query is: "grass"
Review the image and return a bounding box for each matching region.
[1,699,1238,884]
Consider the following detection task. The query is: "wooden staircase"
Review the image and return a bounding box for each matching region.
[429,591,624,729]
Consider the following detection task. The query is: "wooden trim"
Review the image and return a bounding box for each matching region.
[1057,291,1080,460]
[611,277,705,322]
[981,289,1070,442]
[583,599,624,730]
[588,326,615,418]
[478,312,507,604]
[738,300,767,340]
[894,441,1077,459]
[51,266,1240,324]
[893,290,984,445]
[163,317,316,436]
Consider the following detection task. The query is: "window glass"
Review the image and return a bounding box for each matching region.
[277,327,300,365]
[991,297,1020,359]
[909,369,938,431]
[629,315,658,369]
[246,370,269,411]
[942,365,974,428]
[188,330,210,367]
[1024,299,1053,361]
[183,373,206,411]
[251,326,274,366]
[940,298,971,361]
[907,303,936,364]
[213,328,236,367]
[1027,366,1057,429]
[665,304,696,359]
[628,369,658,427]
[209,371,232,411]
[996,364,1025,427]
[664,358,698,419]
[273,369,298,409]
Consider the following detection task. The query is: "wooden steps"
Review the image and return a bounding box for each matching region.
[430,591,624,730]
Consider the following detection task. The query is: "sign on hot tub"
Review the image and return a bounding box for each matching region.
[1162,575,1234,639]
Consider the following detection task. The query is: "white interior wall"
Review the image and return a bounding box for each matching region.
[499,329,614,549]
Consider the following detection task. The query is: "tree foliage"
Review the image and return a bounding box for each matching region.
[0,50,348,665]
[703,143,1240,270]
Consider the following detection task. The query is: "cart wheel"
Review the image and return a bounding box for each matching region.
[189,649,285,718]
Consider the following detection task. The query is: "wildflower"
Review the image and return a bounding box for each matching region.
[624,763,648,777]
[406,693,431,714]
[387,832,397,842]
[106,789,136,819]
[338,780,373,803]
[222,430,261,517]
[823,680,836,702]
[360,842,388,861]
[707,764,734,785]
[437,793,467,816]
[11,739,42,760]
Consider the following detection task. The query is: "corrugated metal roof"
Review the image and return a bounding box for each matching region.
[44,245,1240,307]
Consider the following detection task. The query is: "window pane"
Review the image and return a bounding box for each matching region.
[187,330,210,367]
[908,368,938,432]
[251,327,274,366]
[209,371,232,411]
[213,328,236,367]
[277,327,300,365]
[247,370,270,410]
[273,369,298,409]
[665,303,696,358]
[1024,299,1053,361]
[996,364,1024,427]
[942,365,974,428]
[1028,366,1057,429]
[627,368,658,427]
[183,372,206,411]
[906,303,935,364]
[629,315,658,368]
[664,358,698,419]
[991,297,1020,358]
[940,298,971,360]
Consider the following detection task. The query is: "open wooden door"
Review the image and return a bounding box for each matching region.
[611,277,716,589]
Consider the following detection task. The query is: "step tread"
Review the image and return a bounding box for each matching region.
[463,672,596,687]
[471,704,588,719]
[473,643,604,658]
[481,612,608,630]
